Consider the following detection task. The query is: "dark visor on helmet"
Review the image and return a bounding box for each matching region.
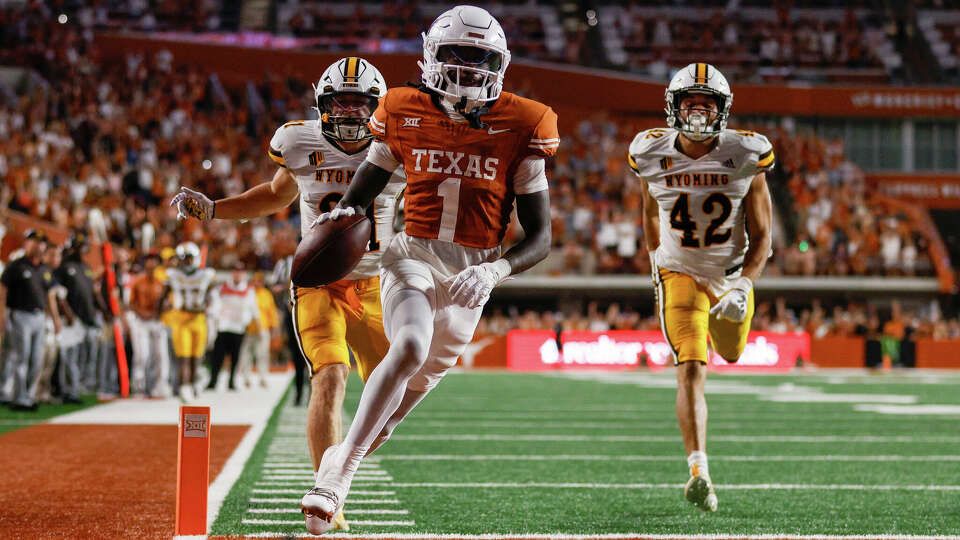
[436,45,502,72]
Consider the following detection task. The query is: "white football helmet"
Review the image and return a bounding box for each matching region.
[175,241,201,271]
[665,63,733,142]
[314,57,387,143]
[419,5,511,109]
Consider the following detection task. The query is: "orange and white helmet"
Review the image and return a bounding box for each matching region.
[419,5,510,108]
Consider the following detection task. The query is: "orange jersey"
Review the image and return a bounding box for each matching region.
[369,87,558,249]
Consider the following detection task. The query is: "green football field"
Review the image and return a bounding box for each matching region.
[211,370,960,538]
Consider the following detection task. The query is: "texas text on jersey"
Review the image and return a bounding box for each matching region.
[367,86,558,249]
[629,128,774,287]
[269,119,405,280]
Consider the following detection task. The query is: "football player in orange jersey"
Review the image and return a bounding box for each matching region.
[299,5,558,533]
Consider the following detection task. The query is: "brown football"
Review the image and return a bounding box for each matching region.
[291,213,371,288]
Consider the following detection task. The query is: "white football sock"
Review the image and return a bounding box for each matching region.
[321,289,435,490]
[688,450,709,479]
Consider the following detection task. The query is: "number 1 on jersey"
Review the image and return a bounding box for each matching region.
[437,177,461,242]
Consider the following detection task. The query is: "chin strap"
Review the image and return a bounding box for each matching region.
[455,96,491,130]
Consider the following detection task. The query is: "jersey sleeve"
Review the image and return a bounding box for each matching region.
[627,131,653,177]
[526,107,559,158]
[755,134,775,172]
[268,125,289,168]
[368,96,388,141]
[366,140,401,173]
[513,156,548,194]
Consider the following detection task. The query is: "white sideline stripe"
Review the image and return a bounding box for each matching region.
[236,534,960,539]
[389,434,960,443]
[242,518,414,526]
[360,454,960,463]
[247,508,409,515]
[204,372,294,533]
[250,497,401,504]
[376,482,960,491]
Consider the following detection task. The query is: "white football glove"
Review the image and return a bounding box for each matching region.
[448,259,512,309]
[311,205,356,228]
[171,186,215,222]
[709,276,753,322]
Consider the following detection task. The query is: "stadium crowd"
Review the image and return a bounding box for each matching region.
[0,6,955,409]
[612,5,889,82]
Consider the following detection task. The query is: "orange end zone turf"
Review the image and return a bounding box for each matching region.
[177,406,211,535]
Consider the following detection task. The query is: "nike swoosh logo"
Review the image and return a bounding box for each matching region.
[487,127,511,135]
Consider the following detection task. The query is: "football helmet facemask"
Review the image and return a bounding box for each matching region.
[420,5,510,112]
[665,63,732,142]
[314,57,387,143]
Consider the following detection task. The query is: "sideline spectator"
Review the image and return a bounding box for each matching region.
[0,230,59,411]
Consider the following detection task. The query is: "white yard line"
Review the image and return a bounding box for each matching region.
[262,475,393,481]
[253,485,397,495]
[262,468,390,475]
[248,497,400,504]
[236,534,960,539]
[359,482,960,491]
[241,518,414,526]
[388,434,960,443]
[356,454,960,463]
[247,508,409,515]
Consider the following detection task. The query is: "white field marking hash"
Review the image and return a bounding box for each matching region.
[249,497,400,504]
[761,393,917,404]
[246,508,409,515]
[366,482,960,491]
[241,518,414,526]
[262,468,389,475]
[252,489,399,496]
[235,533,960,539]
[253,485,397,495]
[855,404,960,415]
[351,454,960,462]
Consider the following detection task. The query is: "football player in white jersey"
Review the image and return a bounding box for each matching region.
[161,242,216,401]
[628,63,773,512]
[171,57,403,531]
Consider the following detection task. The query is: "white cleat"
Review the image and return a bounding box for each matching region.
[301,486,342,534]
[302,445,348,535]
[684,474,718,512]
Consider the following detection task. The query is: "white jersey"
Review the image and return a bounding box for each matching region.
[629,128,774,283]
[166,267,216,312]
[269,120,406,280]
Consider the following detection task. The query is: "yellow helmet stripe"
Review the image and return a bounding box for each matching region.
[628,152,640,174]
[696,63,707,84]
[757,149,775,169]
[345,57,359,81]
